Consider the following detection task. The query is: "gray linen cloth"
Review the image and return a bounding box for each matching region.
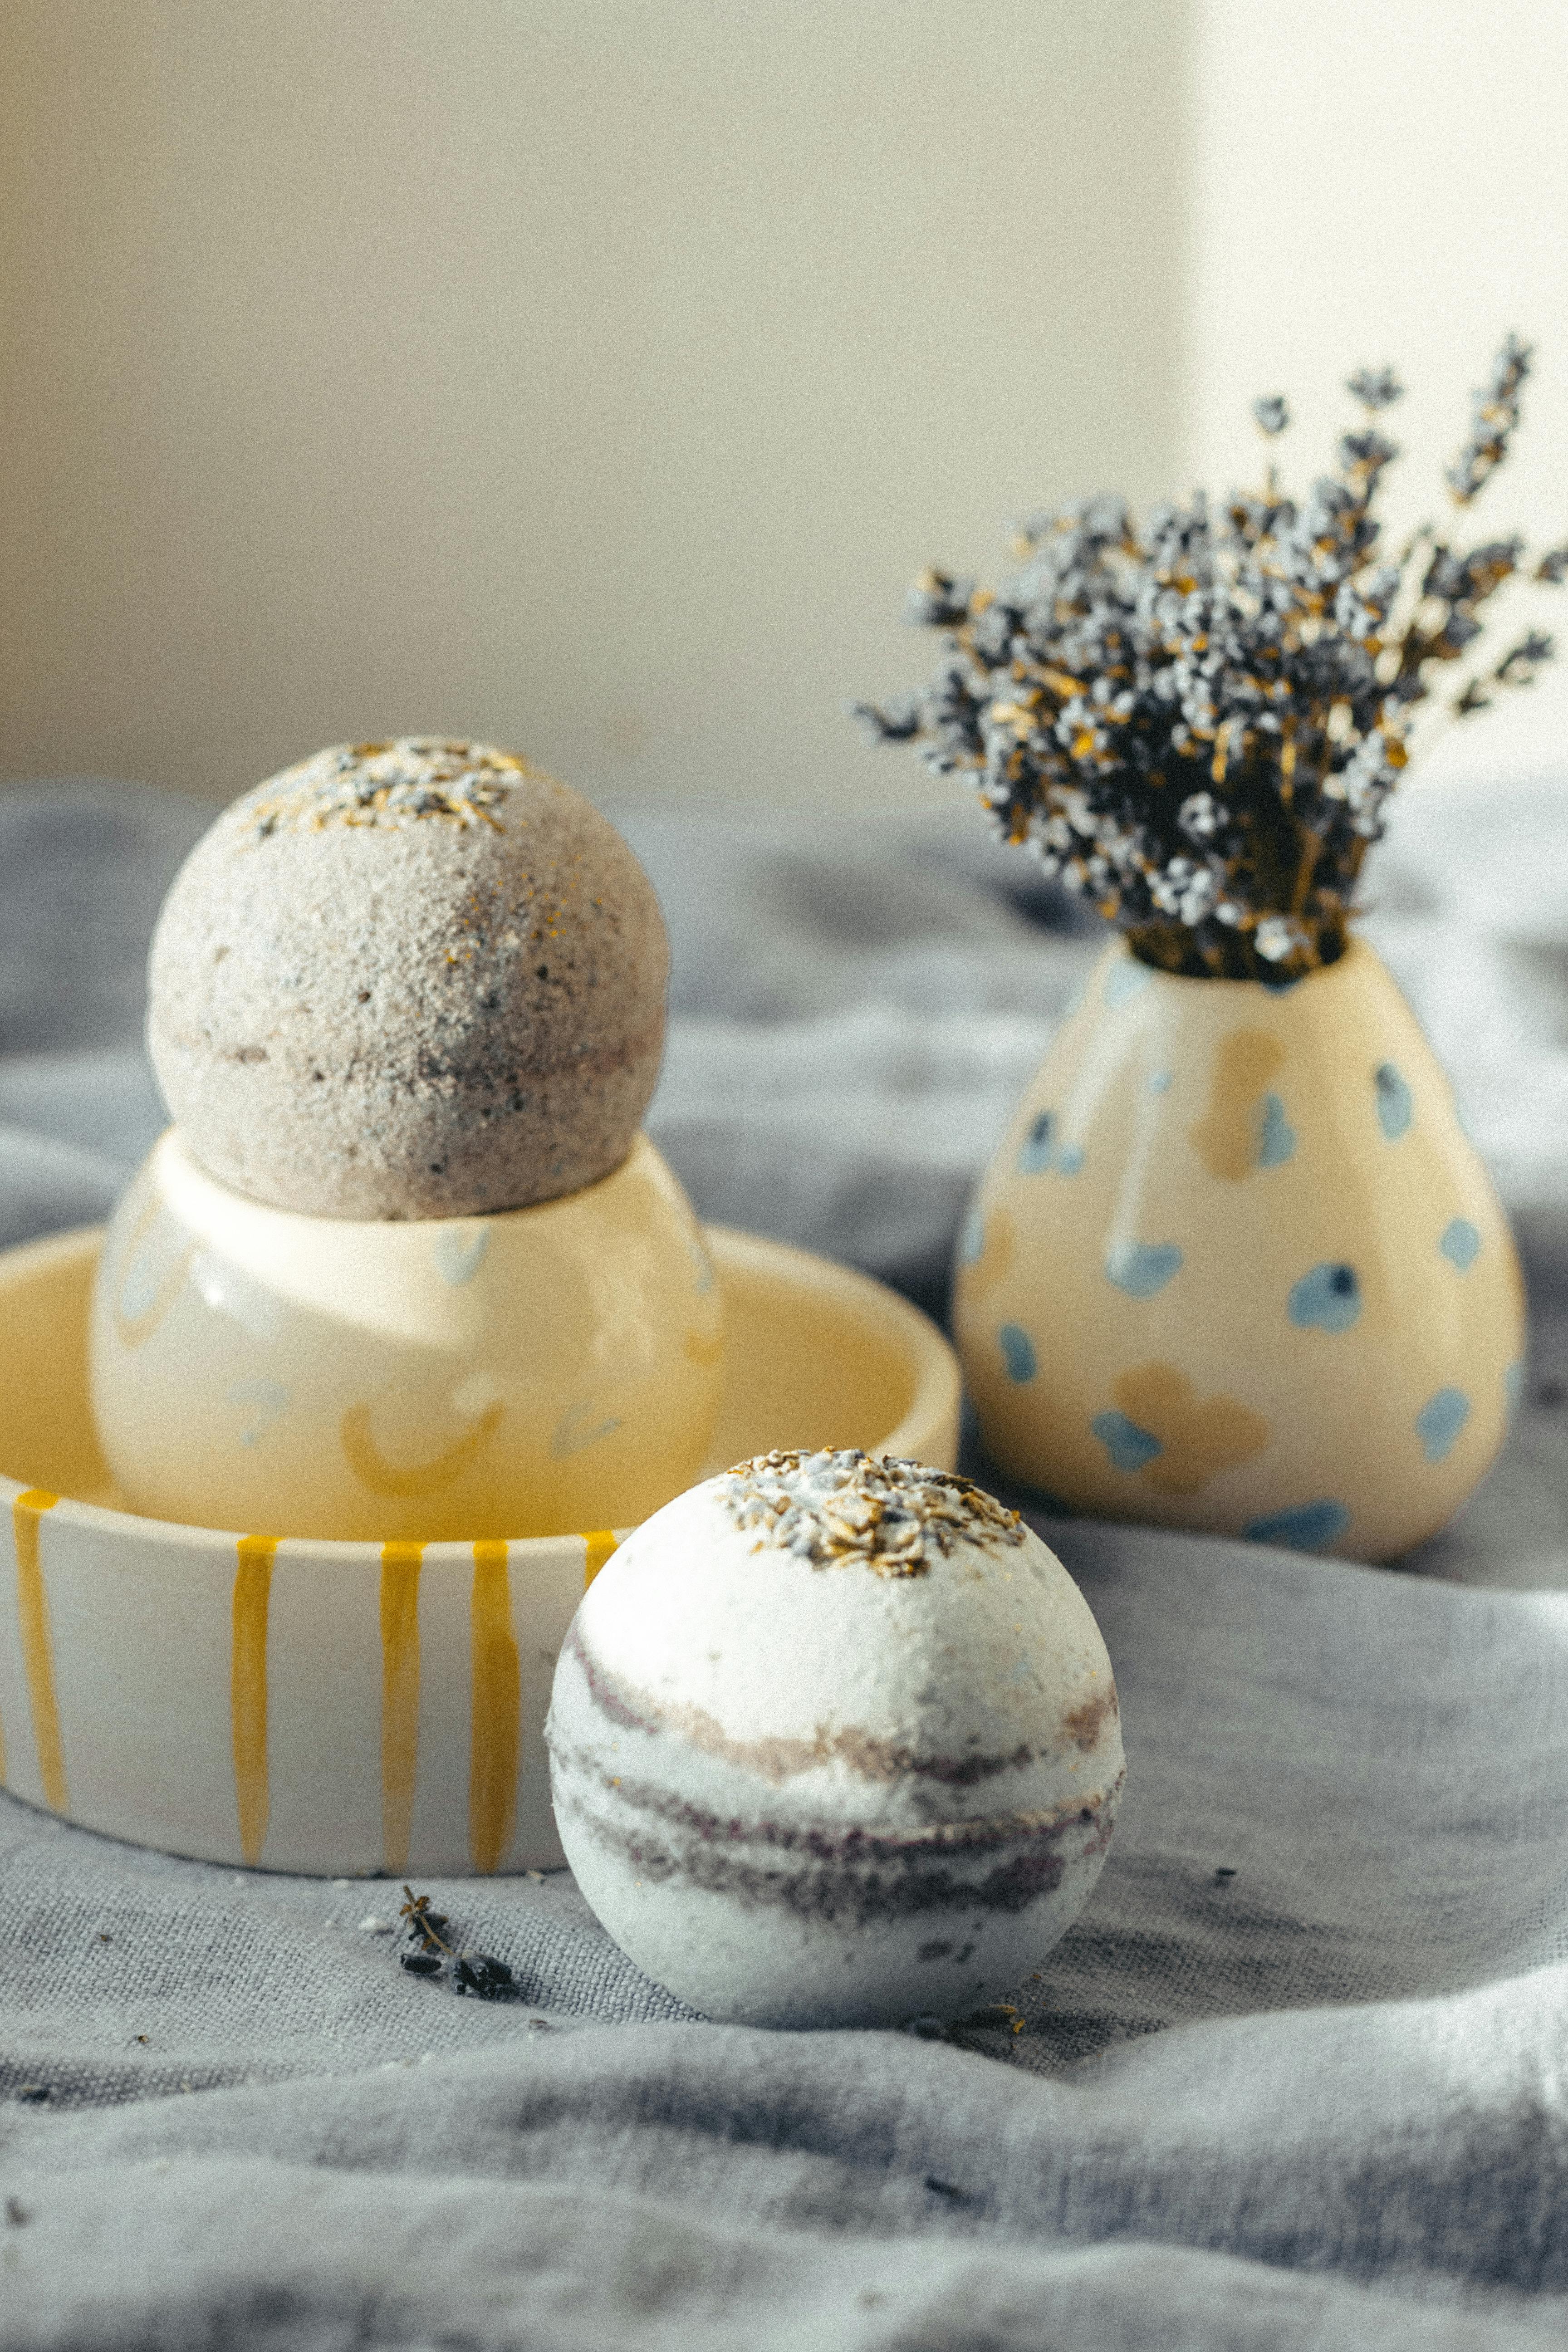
[2,776,1568,2350]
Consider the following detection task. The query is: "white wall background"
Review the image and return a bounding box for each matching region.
[1185,0,1568,789]
[0,0,1188,807]
[4,1,1566,812]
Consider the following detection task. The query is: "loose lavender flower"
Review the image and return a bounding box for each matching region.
[855,338,1563,980]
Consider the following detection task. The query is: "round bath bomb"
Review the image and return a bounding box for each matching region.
[546,1449,1125,2029]
[147,738,669,1218]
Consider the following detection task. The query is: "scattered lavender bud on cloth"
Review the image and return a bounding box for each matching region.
[394,1889,518,1999]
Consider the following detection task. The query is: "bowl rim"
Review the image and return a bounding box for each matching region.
[0,1220,960,1557]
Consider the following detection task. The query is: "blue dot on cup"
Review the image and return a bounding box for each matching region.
[1105,958,1154,1009]
[999,1323,1037,1383]
[1244,1499,1351,1553]
[1375,1062,1412,1139]
[1091,1410,1162,1472]
[1105,1240,1183,1298]
[1288,1262,1361,1334]
[1440,1218,1481,1272]
[1416,1387,1470,1462]
[958,1209,985,1266]
[1258,1093,1295,1168]
[1018,1111,1083,1178]
[434,1225,491,1287]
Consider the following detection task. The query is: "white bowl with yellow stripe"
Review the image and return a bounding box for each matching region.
[0,1222,959,1876]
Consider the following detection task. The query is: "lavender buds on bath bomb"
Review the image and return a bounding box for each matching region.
[546,1450,1124,2029]
[147,738,669,1219]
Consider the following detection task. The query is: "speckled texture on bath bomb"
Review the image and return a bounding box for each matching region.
[546,1449,1125,2030]
[147,739,669,1217]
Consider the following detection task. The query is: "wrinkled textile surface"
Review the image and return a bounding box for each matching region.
[2,776,1568,2351]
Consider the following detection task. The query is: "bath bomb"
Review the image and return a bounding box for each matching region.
[546,1449,1124,2029]
[147,738,669,1219]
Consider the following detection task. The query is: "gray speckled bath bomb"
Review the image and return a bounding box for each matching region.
[147,738,669,1218]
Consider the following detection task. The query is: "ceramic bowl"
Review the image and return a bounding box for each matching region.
[0,1222,959,1876]
[91,1129,723,1542]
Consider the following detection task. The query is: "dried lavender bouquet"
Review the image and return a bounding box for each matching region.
[856,338,1567,981]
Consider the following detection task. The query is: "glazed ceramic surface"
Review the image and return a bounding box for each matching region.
[0,1223,959,1875]
[548,1460,1123,2029]
[956,937,1524,1563]
[91,1129,723,1542]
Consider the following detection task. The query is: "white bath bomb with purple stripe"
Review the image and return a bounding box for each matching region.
[545,1449,1124,2030]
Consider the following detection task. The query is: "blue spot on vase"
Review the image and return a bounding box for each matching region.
[1288,1262,1361,1333]
[688,1237,716,1294]
[1416,1387,1470,1462]
[1258,1093,1295,1168]
[1091,1410,1163,1472]
[1105,958,1154,1008]
[1017,1109,1083,1176]
[1375,1062,1412,1139]
[1245,1499,1351,1553]
[1018,1111,1055,1174]
[1106,1240,1183,1298]
[999,1324,1037,1383]
[958,1209,985,1266]
[1147,1068,1173,1095]
[1440,1218,1481,1272]
[1505,1359,1524,1420]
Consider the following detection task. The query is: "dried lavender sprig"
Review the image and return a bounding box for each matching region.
[855,339,1563,982]
[1446,333,1532,504]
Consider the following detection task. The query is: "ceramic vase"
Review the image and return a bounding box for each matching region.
[954,936,1524,1562]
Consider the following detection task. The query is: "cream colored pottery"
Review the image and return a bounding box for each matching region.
[955,936,1524,1563]
[0,1223,959,1875]
[91,1129,722,1542]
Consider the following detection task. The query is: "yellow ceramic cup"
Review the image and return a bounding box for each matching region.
[89,1128,723,1541]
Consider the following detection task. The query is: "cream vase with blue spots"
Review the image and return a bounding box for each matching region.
[954,937,1524,1563]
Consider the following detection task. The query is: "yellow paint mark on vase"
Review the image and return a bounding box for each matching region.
[341,1401,505,1498]
[683,1326,724,1367]
[1114,1364,1270,1497]
[1190,1030,1285,1180]
[231,1535,278,1867]
[469,1540,519,1875]
[584,1529,620,1589]
[380,1542,425,1873]
[13,1490,67,1813]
